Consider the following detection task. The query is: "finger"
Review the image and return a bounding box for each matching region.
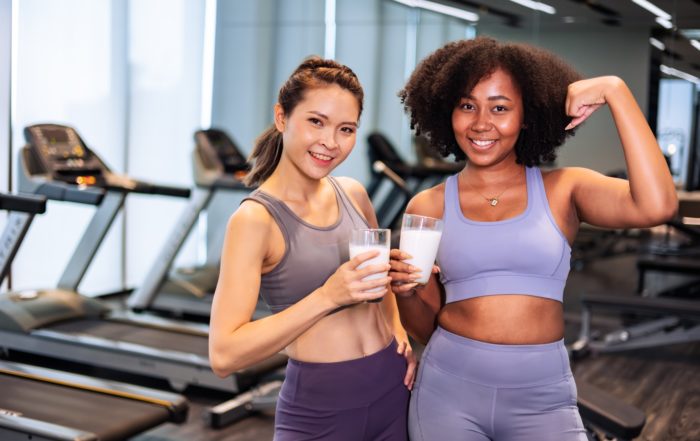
[389,249,412,260]
[357,263,391,278]
[432,265,440,274]
[349,250,381,269]
[357,287,388,302]
[396,340,406,355]
[391,281,419,293]
[389,271,421,285]
[357,276,392,292]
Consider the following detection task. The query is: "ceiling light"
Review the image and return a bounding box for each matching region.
[507,0,556,15]
[660,64,700,85]
[655,17,673,29]
[392,0,479,22]
[630,0,672,20]
[691,40,700,52]
[649,37,665,51]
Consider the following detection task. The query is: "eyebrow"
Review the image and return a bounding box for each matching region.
[463,94,513,102]
[308,110,358,127]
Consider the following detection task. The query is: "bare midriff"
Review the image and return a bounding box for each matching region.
[438,295,564,344]
[285,302,393,363]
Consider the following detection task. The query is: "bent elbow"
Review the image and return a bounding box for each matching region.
[209,353,233,378]
[649,196,679,226]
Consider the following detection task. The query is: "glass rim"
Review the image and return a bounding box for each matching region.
[402,213,442,222]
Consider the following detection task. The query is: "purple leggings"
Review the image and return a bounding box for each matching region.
[409,327,587,441]
[274,339,409,441]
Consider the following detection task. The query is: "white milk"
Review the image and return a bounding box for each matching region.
[399,229,442,284]
[349,244,390,292]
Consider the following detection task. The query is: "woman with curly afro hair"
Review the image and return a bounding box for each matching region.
[388,37,677,440]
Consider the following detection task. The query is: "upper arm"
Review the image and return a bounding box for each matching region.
[405,184,445,219]
[568,167,663,229]
[210,201,271,340]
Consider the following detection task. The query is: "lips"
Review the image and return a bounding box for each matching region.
[469,138,496,150]
[309,151,334,164]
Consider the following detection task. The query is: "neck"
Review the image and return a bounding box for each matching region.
[262,157,325,202]
[461,162,525,186]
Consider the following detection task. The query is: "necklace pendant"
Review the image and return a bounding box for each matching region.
[489,199,498,207]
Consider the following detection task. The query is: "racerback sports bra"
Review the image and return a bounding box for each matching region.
[243,177,369,313]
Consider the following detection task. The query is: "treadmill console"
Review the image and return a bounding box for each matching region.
[24,124,108,187]
[197,129,250,176]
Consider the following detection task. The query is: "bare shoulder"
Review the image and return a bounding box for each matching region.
[334,176,369,202]
[228,199,275,237]
[541,166,607,193]
[406,183,445,219]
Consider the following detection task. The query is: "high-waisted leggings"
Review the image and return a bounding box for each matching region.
[274,339,410,441]
[409,327,587,441]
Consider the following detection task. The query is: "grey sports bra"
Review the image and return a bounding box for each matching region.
[243,177,369,313]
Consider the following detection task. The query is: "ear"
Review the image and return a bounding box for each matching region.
[273,104,286,133]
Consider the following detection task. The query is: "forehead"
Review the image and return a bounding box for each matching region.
[470,68,521,97]
[295,84,360,119]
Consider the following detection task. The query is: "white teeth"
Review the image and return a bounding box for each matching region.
[472,139,495,147]
[310,152,333,161]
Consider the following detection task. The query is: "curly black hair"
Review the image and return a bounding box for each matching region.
[399,36,582,166]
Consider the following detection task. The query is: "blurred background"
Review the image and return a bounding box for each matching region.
[1,0,698,297]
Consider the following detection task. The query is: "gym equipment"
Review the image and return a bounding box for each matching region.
[0,191,188,441]
[576,381,645,441]
[572,198,700,356]
[128,128,268,322]
[366,132,462,228]
[0,123,285,427]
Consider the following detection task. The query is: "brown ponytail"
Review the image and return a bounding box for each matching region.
[244,56,364,187]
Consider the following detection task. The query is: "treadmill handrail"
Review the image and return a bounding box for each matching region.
[0,193,46,214]
[106,174,191,198]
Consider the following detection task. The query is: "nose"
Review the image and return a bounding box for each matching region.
[320,130,339,150]
[472,108,492,132]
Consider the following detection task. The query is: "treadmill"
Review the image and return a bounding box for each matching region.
[0,123,285,426]
[0,191,188,441]
[128,128,268,322]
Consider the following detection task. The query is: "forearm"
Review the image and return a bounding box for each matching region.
[210,289,335,376]
[607,79,678,220]
[395,291,438,345]
[381,290,409,340]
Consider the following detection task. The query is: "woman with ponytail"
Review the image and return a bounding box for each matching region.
[209,57,415,441]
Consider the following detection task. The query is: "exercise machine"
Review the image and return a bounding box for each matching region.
[128,128,267,322]
[572,197,700,356]
[0,123,285,427]
[0,191,188,440]
[366,132,463,228]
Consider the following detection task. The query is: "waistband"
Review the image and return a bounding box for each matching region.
[280,338,406,409]
[444,274,565,304]
[422,327,571,388]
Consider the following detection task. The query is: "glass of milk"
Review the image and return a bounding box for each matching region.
[399,214,443,284]
[349,228,391,299]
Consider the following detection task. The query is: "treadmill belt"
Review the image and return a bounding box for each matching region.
[0,373,169,441]
[45,319,209,357]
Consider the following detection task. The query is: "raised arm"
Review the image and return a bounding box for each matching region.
[564,76,678,228]
[208,200,389,377]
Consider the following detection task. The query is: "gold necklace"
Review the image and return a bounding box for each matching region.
[461,168,524,207]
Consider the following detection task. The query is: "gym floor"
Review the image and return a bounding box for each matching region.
[27,231,700,441]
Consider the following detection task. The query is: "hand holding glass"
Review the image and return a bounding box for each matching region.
[349,228,390,301]
[399,214,443,284]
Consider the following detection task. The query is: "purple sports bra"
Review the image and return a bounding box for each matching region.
[437,167,571,304]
